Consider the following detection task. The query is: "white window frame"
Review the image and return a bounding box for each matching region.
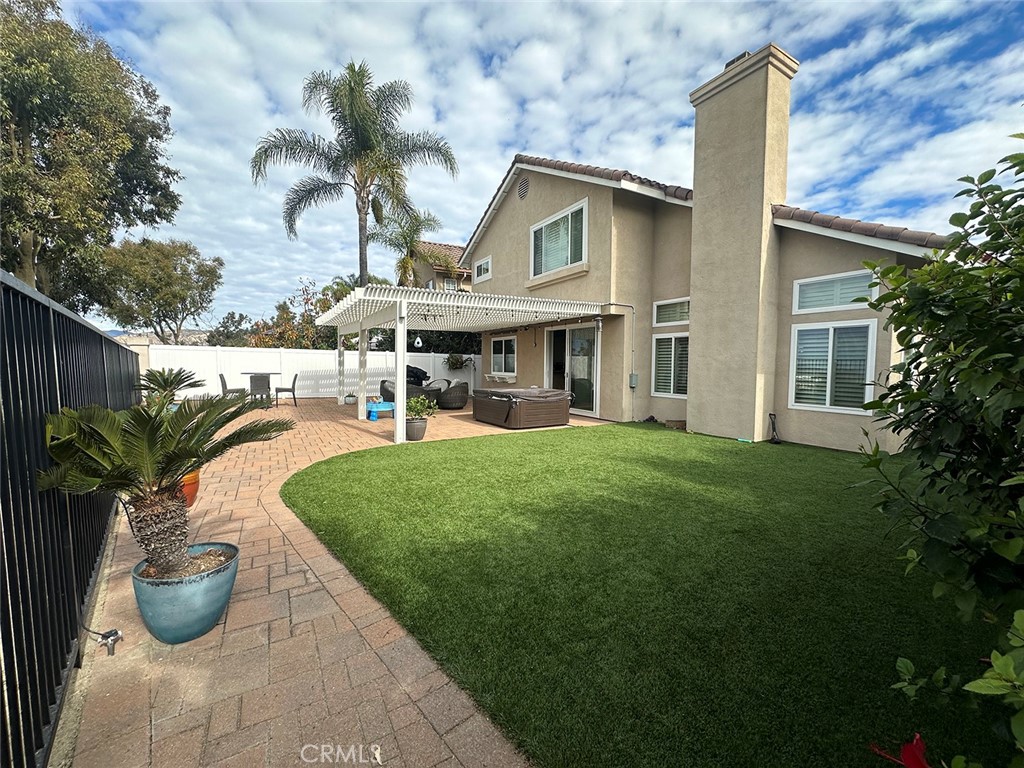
[473,256,492,284]
[490,336,517,376]
[425,279,435,290]
[792,269,878,315]
[443,277,458,292]
[652,297,690,328]
[651,332,689,400]
[788,319,877,415]
[529,198,589,279]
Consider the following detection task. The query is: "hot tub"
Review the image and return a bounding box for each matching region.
[472,388,573,429]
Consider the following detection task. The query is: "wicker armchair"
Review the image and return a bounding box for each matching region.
[380,380,440,404]
[437,380,469,409]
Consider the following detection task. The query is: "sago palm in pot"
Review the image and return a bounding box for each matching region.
[38,395,293,642]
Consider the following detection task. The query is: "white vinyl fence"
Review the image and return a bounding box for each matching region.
[148,345,481,399]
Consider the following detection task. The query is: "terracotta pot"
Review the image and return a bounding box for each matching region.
[181,470,200,507]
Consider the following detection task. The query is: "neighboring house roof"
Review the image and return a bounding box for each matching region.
[418,241,470,275]
[772,205,948,251]
[461,152,948,265]
[461,154,695,265]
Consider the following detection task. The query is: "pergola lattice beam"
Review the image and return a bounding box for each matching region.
[316,285,606,334]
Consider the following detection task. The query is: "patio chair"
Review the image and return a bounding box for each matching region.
[426,379,450,391]
[437,380,469,410]
[380,379,440,404]
[275,373,298,407]
[220,373,247,398]
[249,374,271,409]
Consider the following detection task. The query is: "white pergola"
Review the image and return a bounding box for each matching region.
[315,285,606,443]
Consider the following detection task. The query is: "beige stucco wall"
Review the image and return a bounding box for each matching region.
[636,203,693,423]
[687,45,796,443]
[470,170,614,302]
[773,228,923,452]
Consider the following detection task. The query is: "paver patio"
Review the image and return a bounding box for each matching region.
[61,399,602,767]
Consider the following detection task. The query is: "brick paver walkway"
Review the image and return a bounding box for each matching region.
[66,400,601,767]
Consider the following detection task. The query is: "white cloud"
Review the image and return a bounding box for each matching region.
[60,0,1022,324]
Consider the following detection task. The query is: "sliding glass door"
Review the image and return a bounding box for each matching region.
[547,324,598,415]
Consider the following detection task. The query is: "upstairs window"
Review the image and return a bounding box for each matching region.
[443,278,457,292]
[653,298,690,326]
[531,200,587,277]
[793,270,875,313]
[474,257,492,283]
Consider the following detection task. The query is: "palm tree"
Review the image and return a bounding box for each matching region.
[38,396,293,577]
[250,61,458,287]
[369,207,457,287]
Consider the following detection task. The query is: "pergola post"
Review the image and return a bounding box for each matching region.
[357,325,369,420]
[336,327,345,405]
[394,300,407,444]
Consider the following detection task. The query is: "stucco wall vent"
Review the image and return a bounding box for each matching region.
[517,176,530,200]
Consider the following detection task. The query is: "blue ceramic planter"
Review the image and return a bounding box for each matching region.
[131,542,239,644]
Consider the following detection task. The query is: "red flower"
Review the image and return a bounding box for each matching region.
[869,734,932,768]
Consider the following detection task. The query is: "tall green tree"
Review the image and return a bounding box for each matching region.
[206,312,254,347]
[249,273,391,350]
[249,61,458,288]
[102,239,223,344]
[369,207,458,286]
[0,0,181,312]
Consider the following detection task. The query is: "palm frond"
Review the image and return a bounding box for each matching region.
[250,129,338,183]
[387,130,459,178]
[282,177,349,238]
[370,78,413,134]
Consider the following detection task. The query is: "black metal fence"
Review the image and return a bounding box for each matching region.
[1,271,139,768]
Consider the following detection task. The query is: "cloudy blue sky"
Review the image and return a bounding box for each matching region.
[65,0,1023,326]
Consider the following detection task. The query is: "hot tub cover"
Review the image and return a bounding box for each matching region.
[474,388,573,402]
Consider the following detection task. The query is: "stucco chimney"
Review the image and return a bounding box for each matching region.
[686,42,799,442]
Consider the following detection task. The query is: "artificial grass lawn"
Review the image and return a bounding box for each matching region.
[281,424,1002,767]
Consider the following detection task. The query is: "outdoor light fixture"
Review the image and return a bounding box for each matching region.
[413,336,424,348]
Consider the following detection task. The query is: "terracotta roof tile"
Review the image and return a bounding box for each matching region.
[513,155,695,201]
[772,205,947,250]
[417,241,470,273]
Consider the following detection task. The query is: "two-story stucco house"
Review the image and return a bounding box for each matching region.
[411,241,471,292]
[455,43,943,451]
[319,42,945,450]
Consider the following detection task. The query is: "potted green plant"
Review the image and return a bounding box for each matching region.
[405,395,438,441]
[37,395,293,644]
[344,392,358,405]
[137,367,207,505]
[445,353,469,371]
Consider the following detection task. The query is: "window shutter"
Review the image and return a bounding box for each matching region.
[533,229,544,276]
[830,325,870,407]
[673,337,688,395]
[836,274,872,305]
[570,208,584,264]
[542,217,568,274]
[653,338,673,394]
[655,300,690,324]
[798,273,872,311]
[794,328,829,405]
[797,281,838,311]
